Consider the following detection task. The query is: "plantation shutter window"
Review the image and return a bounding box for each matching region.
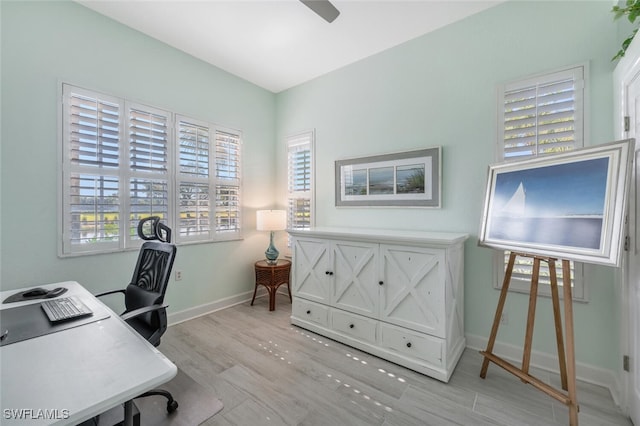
[502,252,579,294]
[214,130,242,234]
[287,131,315,235]
[68,93,119,168]
[216,185,240,232]
[129,179,169,240]
[500,67,584,160]
[129,108,169,172]
[177,118,212,240]
[496,65,586,301]
[127,104,170,243]
[60,83,243,256]
[63,86,123,253]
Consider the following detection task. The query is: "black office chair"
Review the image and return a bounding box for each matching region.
[96,216,179,414]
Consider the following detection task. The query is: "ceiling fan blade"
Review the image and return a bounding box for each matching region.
[300,0,340,23]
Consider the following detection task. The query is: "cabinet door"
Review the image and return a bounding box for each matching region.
[380,244,446,338]
[331,240,378,318]
[292,237,331,303]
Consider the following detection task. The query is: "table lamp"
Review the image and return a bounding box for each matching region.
[256,210,287,264]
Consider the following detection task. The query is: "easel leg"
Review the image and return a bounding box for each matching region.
[480,252,516,378]
[549,258,568,391]
[480,254,579,425]
[522,257,541,378]
[562,259,579,425]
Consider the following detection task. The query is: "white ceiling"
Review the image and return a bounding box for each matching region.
[77,0,504,93]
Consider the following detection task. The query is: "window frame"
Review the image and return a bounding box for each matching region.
[59,83,243,257]
[494,63,588,301]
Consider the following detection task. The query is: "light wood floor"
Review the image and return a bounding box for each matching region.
[160,294,632,426]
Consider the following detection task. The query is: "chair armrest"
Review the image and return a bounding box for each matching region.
[95,289,126,298]
[121,304,168,322]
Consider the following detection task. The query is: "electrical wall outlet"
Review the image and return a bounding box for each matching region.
[175,270,183,281]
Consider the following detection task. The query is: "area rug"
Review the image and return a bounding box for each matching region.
[93,368,224,425]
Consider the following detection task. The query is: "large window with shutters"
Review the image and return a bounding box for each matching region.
[286,131,315,241]
[495,64,586,300]
[60,84,242,255]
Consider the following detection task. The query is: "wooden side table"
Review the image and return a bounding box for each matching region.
[252,259,292,311]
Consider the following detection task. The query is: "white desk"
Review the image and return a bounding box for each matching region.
[0,281,177,425]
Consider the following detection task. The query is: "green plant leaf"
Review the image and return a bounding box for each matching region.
[612,1,640,61]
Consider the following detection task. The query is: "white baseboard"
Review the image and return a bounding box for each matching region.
[465,334,622,407]
[167,288,268,325]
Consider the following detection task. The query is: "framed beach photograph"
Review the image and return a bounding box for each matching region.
[335,147,441,207]
[478,139,634,266]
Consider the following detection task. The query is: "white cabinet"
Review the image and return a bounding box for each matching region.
[289,227,468,382]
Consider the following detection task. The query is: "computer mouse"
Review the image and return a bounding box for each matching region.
[22,288,48,298]
[44,287,67,298]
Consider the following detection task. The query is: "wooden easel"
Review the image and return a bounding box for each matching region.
[480,251,579,425]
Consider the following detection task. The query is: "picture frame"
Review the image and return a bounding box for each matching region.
[335,147,441,208]
[478,139,635,267]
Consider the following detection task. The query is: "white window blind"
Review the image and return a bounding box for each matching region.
[64,87,123,252]
[216,185,240,232]
[128,104,170,243]
[61,84,243,255]
[499,66,584,160]
[177,117,211,240]
[68,92,119,168]
[129,179,169,241]
[129,107,169,172]
[215,130,241,233]
[287,131,314,235]
[496,65,586,301]
[499,252,581,298]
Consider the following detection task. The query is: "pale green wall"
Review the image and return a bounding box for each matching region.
[276,1,621,370]
[0,1,277,312]
[0,0,625,373]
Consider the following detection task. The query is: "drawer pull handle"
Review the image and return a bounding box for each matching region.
[325,271,334,276]
[306,310,311,315]
[379,281,384,285]
[406,342,412,348]
[349,324,354,329]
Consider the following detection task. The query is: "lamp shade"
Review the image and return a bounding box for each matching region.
[256,210,286,231]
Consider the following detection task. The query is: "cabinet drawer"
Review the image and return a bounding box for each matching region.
[292,298,329,327]
[331,309,377,344]
[379,323,443,368]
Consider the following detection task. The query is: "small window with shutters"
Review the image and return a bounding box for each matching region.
[177,116,212,241]
[495,64,587,301]
[62,86,124,254]
[61,84,242,255]
[128,104,170,245]
[214,129,241,235]
[287,131,315,243]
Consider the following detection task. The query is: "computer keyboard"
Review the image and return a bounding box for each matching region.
[41,296,93,323]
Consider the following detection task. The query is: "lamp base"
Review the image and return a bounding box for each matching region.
[265,231,279,264]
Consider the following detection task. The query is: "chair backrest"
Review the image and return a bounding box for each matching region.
[124,218,177,345]
[125,241,176,306]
